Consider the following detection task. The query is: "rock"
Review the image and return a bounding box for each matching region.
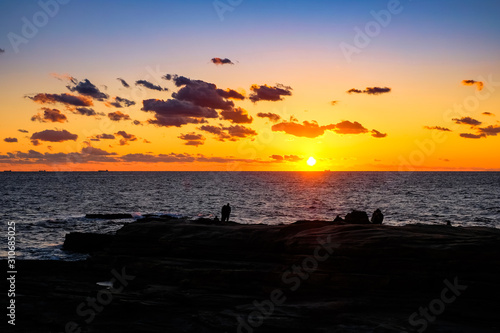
[333,215,344,224]
[344,210,370,224]
[371,209,384,224]
[63,232,114,253]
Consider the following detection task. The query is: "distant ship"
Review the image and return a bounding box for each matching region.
[39,170,47,172]
[98,170,109,172]
[3,170,12,172]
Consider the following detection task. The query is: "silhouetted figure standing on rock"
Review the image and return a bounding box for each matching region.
[371,209,384,224]
[221,203,231,222]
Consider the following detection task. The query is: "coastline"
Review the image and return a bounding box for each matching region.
[6,217,500,332]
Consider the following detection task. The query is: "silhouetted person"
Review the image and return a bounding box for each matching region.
[214,215,220,223]
[371,209,384,224]
[221,203,231,222]
[446,221,452,226]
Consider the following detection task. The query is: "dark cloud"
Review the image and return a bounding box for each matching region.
[18,129,29,133]
[0,48,5,54]
[162,74,172,81]
[31,139,42,146]
[81,146,117,156]
[478,125,500,137]
[272,120,324,138]
[115,131,137,145]
[97,134,115,140]
[211,57,234,65]
[171,77,235,110]
[135,80,167,91]
[257,112,281,123]
[220,107,253,124]
[31,108,67,123]
[121,153,196,163]
[249,84,292,102]
[67,79,109,101]
[178,133,206,147]
[452,117,482,126]
[459,133,485,139]
[132,120,142,126]
[75,107,97,116]
[108,111,131,122]
[331,101,339,106]
[30,129,78,142]
[347,87,391,95]
[198,124,256,141]
[269,155,304,162]
[117,78,130,88]
[371,129,388,138]
[482,112,494,116]
[27,93,93,107]
[424,126,452,132]
[107,96,136,108]
[462,80,484,91]
[50,73,77,83]
[142,99,218,127]
[216,88,245,100]
[4,137,18,143]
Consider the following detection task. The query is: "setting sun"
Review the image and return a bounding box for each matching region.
[307,157,316,166]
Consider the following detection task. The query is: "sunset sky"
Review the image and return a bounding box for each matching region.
[1,0,500,171]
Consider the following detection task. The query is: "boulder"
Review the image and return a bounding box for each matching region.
[344,210,370,224]
[63,232,114,253]
[371,209,384,224]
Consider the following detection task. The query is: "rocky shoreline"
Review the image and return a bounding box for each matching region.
[7,216,500,332]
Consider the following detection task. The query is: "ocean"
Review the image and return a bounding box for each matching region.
[1,171,499,260]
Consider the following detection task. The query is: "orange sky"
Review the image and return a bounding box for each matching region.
[1,1,500,171]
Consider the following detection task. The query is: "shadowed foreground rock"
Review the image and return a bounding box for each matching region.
[9,217,500,333]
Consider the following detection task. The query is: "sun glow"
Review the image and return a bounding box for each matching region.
[307,157,316,166]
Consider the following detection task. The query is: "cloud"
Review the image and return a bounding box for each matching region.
[107,96,136,108]
[81,146,117,156]
[460,133,485,139]
[482,112,494,116]
[331,101,339,106]
[257,112,281,123]
[30,129,78,142]
[424,126,452,131]
[269,154,304,162]
[31,139,41,146]
[115,131,137,145]
[327,120,369,134]
[117,78,130,88]
[18,129,29,133]
[216,88,245,100]
[135,80,167,91]
[0,48,5,54]
[347,87,391,95]
[67,79,109,101]
[211,57,234,65]
[478,125,500,137]
[27,93,93,107]
[121,153,196,163]
[108,111,131,122]
[452,117,482,126]
[132,120,142,126]
[272,119,372,138]
[371,129,388,138]
[249,84,292,102]
[462,80,484,91]
[272,120,324,138]
[199,124,256,141]
[95,133,115,140]
[142,99,218,127]
[31,108,67,123]
[179,133,206,147]
[50,73,77,83]
[4,137,18,143]
[74,107,97,116]
[220,107,253,124]
[171,77,235,110]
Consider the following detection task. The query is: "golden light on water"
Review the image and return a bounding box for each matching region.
[307,157,316,166]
